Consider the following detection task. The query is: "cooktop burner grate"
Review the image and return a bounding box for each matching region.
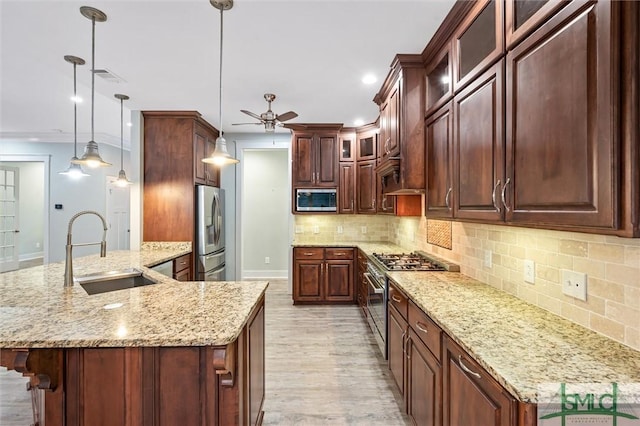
[372,252,447,271]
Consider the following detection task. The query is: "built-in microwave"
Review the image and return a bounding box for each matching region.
[295,188,337,212]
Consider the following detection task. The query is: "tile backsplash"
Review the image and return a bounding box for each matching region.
[293,215,640,351]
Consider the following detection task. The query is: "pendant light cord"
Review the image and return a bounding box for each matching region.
[218,7,224,136]
[120,98,124,170]
[91,15,95,142]
[73,62,78,157]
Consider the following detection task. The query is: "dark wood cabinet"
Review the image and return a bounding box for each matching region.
[387,303,407,396]
[453,0,504,91]
[425,102,454,219]
[505,0,569,48]
[143,111,219,264]
[357,160,377,214]
[443,336,517,426]
[454,60,505,221]
[339,130,356,162]
[338,162,356,214]
[505,0,618,231]
[356,125,378,162]
[356,250,368,318]
[407,328,442,426]
[426,41,454,116]
[194,123,219,187]
[374,55,425,196]
[173,252,192,281]
[292,131,339,187]
[292,247,355,304]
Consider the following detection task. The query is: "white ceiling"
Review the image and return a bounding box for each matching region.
[0,0,455,149]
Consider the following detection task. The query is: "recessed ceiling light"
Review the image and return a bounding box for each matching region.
[362,74,377,85]
[354,119,365,126]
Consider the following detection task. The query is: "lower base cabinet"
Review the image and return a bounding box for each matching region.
[1,298,265,426]
[293,247,355,304]
[407,329,442,426]
[443,335,517,426]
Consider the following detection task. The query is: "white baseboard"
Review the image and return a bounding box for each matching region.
[19,252,44,261]
[242,269,288,280]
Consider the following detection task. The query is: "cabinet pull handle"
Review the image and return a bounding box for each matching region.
[373,198,376,209]
[492,180,501,213]
[391,295,402,303]
[501,178,511,212]
[351,200,354,211]
[445,187,452,210]
[406,335,411,360]
[458,355,481,379]
[303,252,315,256]
[334,253,345,256]
[180,261,187,265]
[415,322,428,334]
[401,329,407,355]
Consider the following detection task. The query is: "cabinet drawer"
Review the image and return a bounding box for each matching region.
[294,247,324,260]
[409,300,442,362]
[173,253,191,273]
[388,281,408,319]
[325,248,354,260]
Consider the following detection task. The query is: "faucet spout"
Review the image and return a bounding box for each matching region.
[64,210,108,287]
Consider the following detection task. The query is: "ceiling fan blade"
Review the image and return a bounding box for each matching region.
[232,122,263,126]
[241,109,263,121]
[276,111,298,122]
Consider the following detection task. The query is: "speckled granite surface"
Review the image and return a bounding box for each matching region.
[0,243,268,348]
[294,241,640,403]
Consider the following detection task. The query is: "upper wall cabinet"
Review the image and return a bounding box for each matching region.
[291,128,340,188]
[504,0,621,231]
[425,41,453,117]
[505,0,570,48]
[339,129,356,162]
[453,0,504,92]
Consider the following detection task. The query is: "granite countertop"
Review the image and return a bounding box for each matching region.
[293,241,640,403]
[0,243,268,349]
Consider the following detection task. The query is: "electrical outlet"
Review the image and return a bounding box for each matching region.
[264,257,270,264]
[523,259,535,284]
[36,242,41,249]
[361,226,367,234]
[484,250,492,268]
[337,225,343,234]
[562,269,587,301]
[295,225,303,234]
[312,226,320,234]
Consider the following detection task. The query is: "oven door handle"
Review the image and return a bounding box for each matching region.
[364,272,384,294]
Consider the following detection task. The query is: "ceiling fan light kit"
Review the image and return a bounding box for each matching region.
[202,0,239,166]
[233,93,298,132]
[72,6,111,169]
[59,55,90,179]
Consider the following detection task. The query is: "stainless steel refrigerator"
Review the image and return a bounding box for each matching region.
[196,185,225,281]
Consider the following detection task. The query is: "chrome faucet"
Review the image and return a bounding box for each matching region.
[64,210,108,287]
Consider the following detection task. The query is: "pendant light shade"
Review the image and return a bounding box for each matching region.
[73,6,111,169]
[113,93,132,187]
[202,0,239,166]
[59,55,89,179]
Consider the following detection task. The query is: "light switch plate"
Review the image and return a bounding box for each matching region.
[295,225,303,234]
[562,269,587,301]
[312,226,320,234]
[337,225,343,234]
[484,250,492,268]
[361,226,367,234]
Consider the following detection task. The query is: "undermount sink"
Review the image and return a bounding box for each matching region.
[75,268,157,295]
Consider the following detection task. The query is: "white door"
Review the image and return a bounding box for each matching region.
[0,165,20,272]
[106,180,131,251]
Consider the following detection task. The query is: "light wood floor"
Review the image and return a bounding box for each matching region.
[0,279,409,425]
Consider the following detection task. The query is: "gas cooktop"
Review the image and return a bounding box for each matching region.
[371,252,447,271]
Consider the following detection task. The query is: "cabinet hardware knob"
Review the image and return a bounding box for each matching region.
[492,180,502,213]
[501,178,511,212]
[445,187,452,210]
[458,355,481,379]
[415,322,428,334]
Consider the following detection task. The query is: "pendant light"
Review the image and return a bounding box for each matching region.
[59,55,89,178]
[113,94,132,187]
[72,6,111,169]
[202,0,239,166]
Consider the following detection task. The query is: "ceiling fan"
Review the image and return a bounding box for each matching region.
[233,93,298,132]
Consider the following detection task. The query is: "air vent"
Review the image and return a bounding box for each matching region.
[92,68,126,84]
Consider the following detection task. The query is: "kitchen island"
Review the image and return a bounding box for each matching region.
[0,244,268,426]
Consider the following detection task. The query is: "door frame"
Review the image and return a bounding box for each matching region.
[0,155,51,264]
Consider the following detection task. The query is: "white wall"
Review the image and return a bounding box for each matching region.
[242,149,289,278]
[0,162,45,260]
[0,140,131,263]
[220,132,291,280]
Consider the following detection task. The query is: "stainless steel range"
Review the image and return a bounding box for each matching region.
[365,251,452,359]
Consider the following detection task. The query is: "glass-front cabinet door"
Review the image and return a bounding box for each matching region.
[505,0,569,48]
[425,41,453,115]
[453,0,503,91]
